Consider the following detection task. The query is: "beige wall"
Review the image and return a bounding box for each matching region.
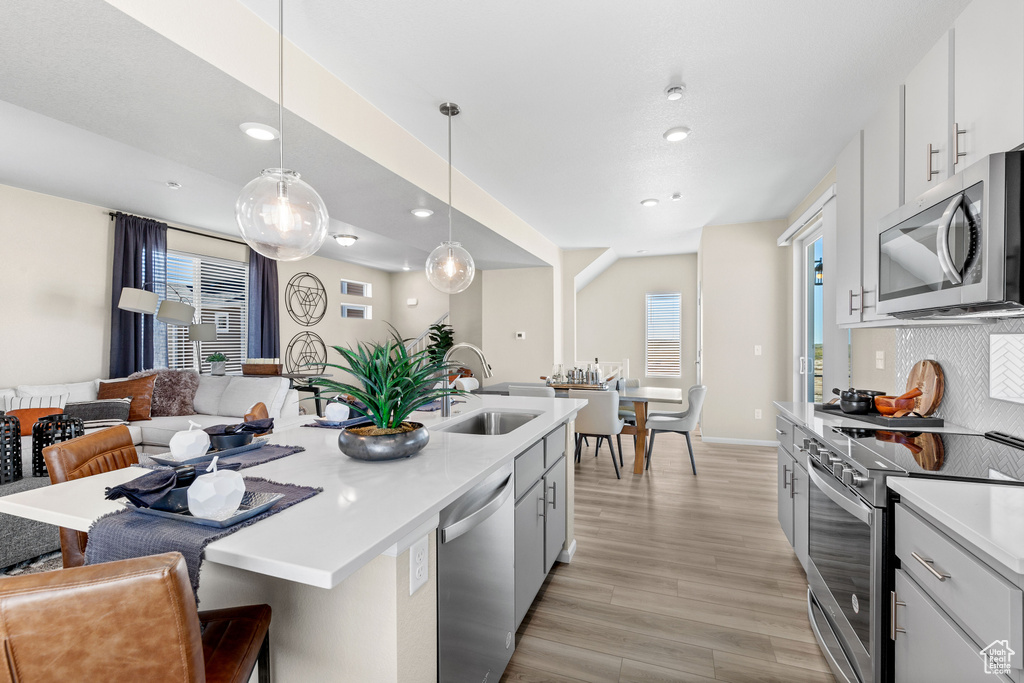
[448,273,484,377]
[851,327,897,391]
[576,255,698,406]
[700,220,790,443]
[787,167,837,227]
[388,270,449,341]
[0,184,114,387]
[481,267,555,385]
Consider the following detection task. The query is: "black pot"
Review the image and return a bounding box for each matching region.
[833,387,886,403]
[209,431,254,451]
[839,398,873,415]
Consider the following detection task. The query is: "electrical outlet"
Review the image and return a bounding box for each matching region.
[754,345,762,356]
[875,350,885,370]
[409,536,428,596]
[754,409,762,419]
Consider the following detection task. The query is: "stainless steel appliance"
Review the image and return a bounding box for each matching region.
[799,425,1024,683]
[877,151,1023,319]
[437,463,515,682]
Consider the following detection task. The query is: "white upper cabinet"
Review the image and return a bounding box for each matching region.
[953,0,1024,169]
[835,131,864,325]
[904,31,952,204]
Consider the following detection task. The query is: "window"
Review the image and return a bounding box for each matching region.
[340,279,372,297]
[341,304,372,319]
[645,292,681,377]
[154,251,248,374]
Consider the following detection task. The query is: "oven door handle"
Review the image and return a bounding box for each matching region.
[808,460,873,524]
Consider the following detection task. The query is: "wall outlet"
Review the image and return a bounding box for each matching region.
[875,350,885,370]
[515,331,526,340]
[754,345,762,356]
[754,409,762,419]
[409,535,428,596]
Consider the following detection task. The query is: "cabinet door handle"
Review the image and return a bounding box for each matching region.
[848,289,861,315]
[953,123,966,165]
[788,469,795,499]
[775,428,785,435]
[890,591,906,640]
[927,143,940,181]
[782,465,790,489]
[548,482,557,508]
[861,287,874,310]
[911,551,950,581]
[538,492,547,519]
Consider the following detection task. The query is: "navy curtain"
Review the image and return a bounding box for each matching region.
[109,213,167,378]
[247,248,280,359]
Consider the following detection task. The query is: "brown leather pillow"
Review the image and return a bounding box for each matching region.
[7,407,63,436]
[98,375,158,422]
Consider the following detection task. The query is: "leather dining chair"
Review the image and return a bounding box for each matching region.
[0,552,272,683]
[507,385,556,397]
[569,389,626,479]
[645,385,708,474]
[43,425,138,568]
[245,402,273,436]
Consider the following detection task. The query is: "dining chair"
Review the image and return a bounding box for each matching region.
[645,385,708,474]
[43,425,139,568]
[245,401,273,436]
[507,385,556,397]
[0,551,272,683]
[569,389,625,479]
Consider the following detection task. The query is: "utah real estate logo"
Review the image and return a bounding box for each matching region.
[980,640,1015,675]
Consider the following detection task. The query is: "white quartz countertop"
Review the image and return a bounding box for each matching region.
[0,395,583,589]
[774,401,981,437]
[889,478,1024,576]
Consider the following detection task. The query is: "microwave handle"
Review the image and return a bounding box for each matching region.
[936,193,964,286]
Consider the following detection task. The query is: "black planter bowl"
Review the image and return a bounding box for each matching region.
[209,432,254,451]
[337,422,429,461]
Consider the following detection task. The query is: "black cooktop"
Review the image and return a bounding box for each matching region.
[827,426,1024,483]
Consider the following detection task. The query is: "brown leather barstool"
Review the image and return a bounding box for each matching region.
[0,552,271,683]
[43,425,139,568]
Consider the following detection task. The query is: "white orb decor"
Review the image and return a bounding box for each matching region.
[235,168,329,261]
[324,402,350,422]
[187,457,246,520]
[425,241,475,294]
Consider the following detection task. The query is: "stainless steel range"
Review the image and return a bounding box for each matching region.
[797,425,1024,683]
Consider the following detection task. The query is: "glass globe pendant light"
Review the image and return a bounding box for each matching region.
[235,0,328,261]
[426,102,476,294]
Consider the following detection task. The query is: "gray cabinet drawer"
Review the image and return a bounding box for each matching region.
[775,416,795,454]
[515,442,544,500]
[544,425,566,469]
[895,503,1023,657]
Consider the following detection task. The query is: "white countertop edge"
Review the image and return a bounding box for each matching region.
[888,478,1024,576]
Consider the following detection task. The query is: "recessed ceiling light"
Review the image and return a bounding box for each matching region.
[239,122,280,141]
[640,198,659,207]
[411,208,434,218]
[333,234,358,247]
[166,181,182,190]
[402,265,411,271]
[637,250,649,254]
[671,192,682,201]
[665,84,686,101]
[663,126,691,142]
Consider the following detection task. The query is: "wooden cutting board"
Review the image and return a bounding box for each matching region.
[905,360,944,416]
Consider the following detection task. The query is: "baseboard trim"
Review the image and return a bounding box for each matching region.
[701,436,780,448]
[557,538,577,564]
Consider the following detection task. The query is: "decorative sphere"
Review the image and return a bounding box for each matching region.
[187,470,245,520]
[425,241,475,294]
[235,168,329,261]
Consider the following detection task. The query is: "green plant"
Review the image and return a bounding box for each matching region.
[426,323,455,364]
[206,352,227,362]
[312,326,464,432]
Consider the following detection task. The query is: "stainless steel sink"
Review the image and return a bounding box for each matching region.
[438,411,540,435]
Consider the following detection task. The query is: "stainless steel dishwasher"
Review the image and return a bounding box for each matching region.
[437,462,515,682]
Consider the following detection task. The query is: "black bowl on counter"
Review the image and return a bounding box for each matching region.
[209,431,254,451]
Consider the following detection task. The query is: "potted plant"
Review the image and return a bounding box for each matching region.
[206,352,227,376]
[313,327,465,460]
[426,322,454,364]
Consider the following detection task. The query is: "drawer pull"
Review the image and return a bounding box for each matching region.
[775,428,785,435]
[912,551,950,581]
[548,482,557,508]
[890,591,906,640]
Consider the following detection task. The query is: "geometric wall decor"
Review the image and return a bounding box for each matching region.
[285,331,328,374]
[990,334,1024,404]
[285,272,327,326]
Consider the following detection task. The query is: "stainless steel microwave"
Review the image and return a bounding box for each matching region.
[877,151,1023,319]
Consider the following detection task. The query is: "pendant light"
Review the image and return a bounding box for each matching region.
[425,102,475,294]
[235,0,328,261]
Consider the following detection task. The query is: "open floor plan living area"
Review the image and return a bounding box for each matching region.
[4,1,1024,681]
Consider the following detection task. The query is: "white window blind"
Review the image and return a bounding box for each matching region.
[341,304,372,319]
[340,279,372,297]
[155,251,248,374]
[645,292,682,377]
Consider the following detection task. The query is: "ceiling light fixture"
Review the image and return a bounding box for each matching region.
[166,181,182,190]
[671,192,682,201]
[239,122,280,141]
[665,84,686,101]
[425,102,475,294]
[234,0,328,262]
[637,250,649,254]
[663,126,691,142]
[641,198,659,207]
[334,234,358,247]
[402,265,411,271]
[411,208,434,218]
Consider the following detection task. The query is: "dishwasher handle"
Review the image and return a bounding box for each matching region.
[439,474,514,544]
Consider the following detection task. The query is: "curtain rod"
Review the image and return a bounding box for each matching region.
[108,212,246,247]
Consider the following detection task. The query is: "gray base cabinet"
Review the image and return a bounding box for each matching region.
[544,459,566,574]
[776,416,809,571]
[514,479,546,627]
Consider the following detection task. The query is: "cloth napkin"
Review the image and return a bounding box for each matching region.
[203,418,274,436]
[106,463,238,508]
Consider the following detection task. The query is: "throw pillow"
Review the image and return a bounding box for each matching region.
[64,398,133,429]
[7,407,63,436]
[98,375,157,421]
[127,369,199,417]
[5,393,70,412]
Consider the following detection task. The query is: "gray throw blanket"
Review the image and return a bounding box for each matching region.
[85,476,321,600]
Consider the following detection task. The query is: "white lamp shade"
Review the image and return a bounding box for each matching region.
[426,241,476,294]
[117,287,159,315]
[157,299,196,326]
[189,323,217,342]
[235,168,329,261]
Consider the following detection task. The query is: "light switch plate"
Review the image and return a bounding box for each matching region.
[409,535,428,595]
[754,409,762,419]
[754,345,762,356]
[875,350,885,370]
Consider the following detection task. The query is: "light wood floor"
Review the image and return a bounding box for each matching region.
[501,433,835,683]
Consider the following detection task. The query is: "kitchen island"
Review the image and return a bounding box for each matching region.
[0,394,584,682]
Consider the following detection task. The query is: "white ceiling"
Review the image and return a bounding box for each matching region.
[237,0,973,255]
